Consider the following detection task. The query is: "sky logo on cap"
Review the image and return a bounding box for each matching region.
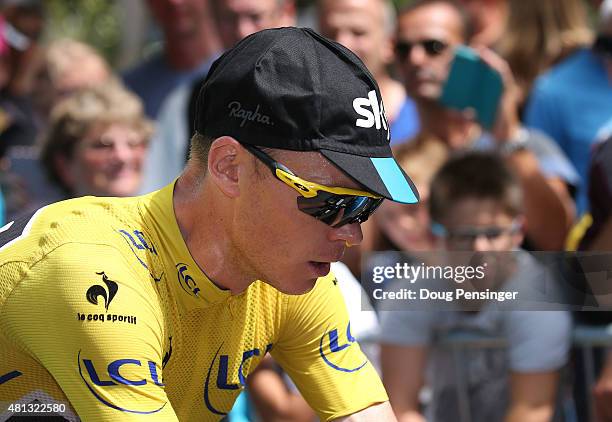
[353,90,389,140]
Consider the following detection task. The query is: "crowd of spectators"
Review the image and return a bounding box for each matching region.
[2,0,612,420]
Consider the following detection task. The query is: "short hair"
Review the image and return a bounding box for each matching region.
[398,0,473,42]
[40,80,153,194]
[211,0,287,13]
[428,152,523,222]
[188,132,214,169]
[317,0,397,36]
[188,132,276,179]
[44,38,110,88]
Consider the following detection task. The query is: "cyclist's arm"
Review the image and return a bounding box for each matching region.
[333,401,397,421]
[271,273,389,422]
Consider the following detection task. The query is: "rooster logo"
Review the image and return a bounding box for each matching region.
[86,272,118,311]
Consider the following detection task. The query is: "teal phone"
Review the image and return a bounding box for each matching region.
[438,45,503,129]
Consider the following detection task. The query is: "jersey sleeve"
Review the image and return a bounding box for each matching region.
[0,242,179,421]
[271,273,388,421]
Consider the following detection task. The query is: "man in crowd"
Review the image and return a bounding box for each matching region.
[138,0,295,193]
[393,0,577,250]
[317,0,419,144]
[122,0,220,118]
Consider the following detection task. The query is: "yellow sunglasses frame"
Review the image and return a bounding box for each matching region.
[243,143,381,199]
[273,168,381,199]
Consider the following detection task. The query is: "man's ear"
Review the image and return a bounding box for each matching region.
[207,136,245,198]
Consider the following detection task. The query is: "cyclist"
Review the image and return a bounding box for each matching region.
[0,27,418,421]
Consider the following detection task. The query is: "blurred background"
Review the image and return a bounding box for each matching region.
[5,0,612,421]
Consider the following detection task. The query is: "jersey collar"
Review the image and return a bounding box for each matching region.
[143,181,232,309]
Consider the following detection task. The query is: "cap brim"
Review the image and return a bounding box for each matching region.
[320,150,420,204]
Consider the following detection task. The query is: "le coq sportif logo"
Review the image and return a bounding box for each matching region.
[86,271,118,311]
[78,271,136,325]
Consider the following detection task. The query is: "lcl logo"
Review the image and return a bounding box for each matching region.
[176,263,200,297]
[81,357,164,387]
[319,322,368,373]
[77,350,167,415]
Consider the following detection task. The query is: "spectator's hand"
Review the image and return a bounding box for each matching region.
[594,353,612,422]
[475,46,521,144]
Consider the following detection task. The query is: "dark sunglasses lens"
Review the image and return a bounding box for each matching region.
[396,39,447,59]
[482,227,504,239]
[334,197,383,227]
[297,193,383,227]
[423,40,447,56]
[297,191,344,224]
[451,227,505,243]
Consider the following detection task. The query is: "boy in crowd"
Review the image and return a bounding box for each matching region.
[379,152,571,422]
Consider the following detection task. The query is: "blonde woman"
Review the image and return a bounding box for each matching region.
[497,0,593,105]
[40,80,152,197]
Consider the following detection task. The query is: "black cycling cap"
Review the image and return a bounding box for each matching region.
[194,27,419,204]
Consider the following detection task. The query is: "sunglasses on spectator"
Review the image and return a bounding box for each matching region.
[394,39,448,60]
[430,219,521,249]
[243,144,383,228]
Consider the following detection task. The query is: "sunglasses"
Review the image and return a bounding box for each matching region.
[243,144,384,228]
[395,39,448,60]
[430,220,521,249]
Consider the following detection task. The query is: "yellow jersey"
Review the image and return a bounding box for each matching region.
[0,183,387,421]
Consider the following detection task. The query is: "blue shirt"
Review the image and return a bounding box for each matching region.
[524,49,612,214]
[390,97,420,145]
[122,52,217,118]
